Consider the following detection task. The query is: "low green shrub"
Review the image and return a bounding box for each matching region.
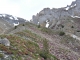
[23,24,25,26]
[77,30,80,32]
[39,39,58,60]
[71,26,74,28]
[41,27,53,35]
[39,39,49,59]
[38,24,41,28]
[0,54,3,58]
[14,26,17,29]
[59,31,65,36]
[61,25,64,28]
[39,51,48,59]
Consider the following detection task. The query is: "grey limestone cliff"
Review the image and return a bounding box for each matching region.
[31,0,80,29]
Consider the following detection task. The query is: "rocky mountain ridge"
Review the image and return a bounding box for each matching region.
[0,14,27,26]
[31,0,80,29]
[0,14,27,34]
[31,0,80,37]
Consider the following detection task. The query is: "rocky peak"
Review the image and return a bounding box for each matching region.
[76,0,80,7]
[31,0,80,29]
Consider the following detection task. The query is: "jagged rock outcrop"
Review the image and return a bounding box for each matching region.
[31,0,80,29]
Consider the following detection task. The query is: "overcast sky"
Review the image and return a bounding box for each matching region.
[0,0,75,20]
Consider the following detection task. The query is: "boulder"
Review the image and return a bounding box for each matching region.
[0,38,10,46]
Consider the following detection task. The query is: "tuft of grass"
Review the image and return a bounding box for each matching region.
[15,30,43,43]
[40,27,54,35]
[14,26,17,29]
[59,31,65,36]
[0,53,3,58]
[77,30,80,32]
[37,24,41,28]
[71,26,74,28]
[22,24,25,26]
[39,39,58,60]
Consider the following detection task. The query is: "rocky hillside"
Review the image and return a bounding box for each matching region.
[0,14,27,34]
[0,22,80,60]
[0,18,80,60]
[0,0,80,60]
[0,22,59,60]
[31,0,80,37]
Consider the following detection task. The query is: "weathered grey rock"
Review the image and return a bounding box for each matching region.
[68,0,80,16]
[0,38,10,46]
[31,0,80,29]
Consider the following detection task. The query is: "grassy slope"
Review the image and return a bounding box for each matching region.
[0,22,80,60]
[0,22,58,60]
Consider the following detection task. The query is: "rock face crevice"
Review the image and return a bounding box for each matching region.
[31,0,80,29]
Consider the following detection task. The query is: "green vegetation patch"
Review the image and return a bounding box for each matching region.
[0,28,58,60]
[15,30,43,43]
[59,31,65,36]
[40,27,54,35]
[0,35,39,56]
[0,53,3,58]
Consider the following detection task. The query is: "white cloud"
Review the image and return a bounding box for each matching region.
[0,0,20,16]
[0,0,76,20]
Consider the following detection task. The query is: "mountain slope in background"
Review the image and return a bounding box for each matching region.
[31,0,80,25]
[0,14,27,34]
[31,0,80,37]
